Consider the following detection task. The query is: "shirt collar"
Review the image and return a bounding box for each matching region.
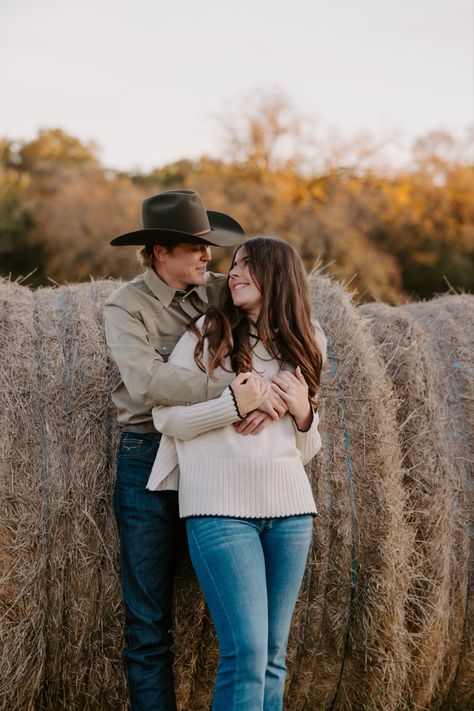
[143,267,208,307]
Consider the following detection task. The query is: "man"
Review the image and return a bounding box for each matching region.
[104,189,284,710]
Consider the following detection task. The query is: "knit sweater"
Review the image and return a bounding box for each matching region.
[146,317,325,518]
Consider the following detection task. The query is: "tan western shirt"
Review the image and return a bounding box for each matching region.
[104,267,234,425]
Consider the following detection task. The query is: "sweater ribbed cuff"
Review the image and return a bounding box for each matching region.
[293,403,314,432]
[229,384,247,419]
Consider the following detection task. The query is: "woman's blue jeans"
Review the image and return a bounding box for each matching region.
[114,431,183,711]
[186,515,314,711]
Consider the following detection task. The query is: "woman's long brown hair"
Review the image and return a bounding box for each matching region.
[188,236,323,396]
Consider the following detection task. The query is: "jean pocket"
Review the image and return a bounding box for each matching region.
[118,434,160,458]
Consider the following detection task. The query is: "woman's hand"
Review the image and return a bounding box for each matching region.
[258,382,288,420]
[271,366,312,430]
[230,372,267,417]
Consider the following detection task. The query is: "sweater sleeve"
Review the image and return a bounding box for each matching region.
[152,387,241,440]
[293,410,322,465]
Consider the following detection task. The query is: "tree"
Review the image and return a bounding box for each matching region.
[19,128,98,172]
[0,167,40,280]
[218,89,317,175]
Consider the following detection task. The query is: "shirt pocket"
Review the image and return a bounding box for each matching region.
[148,336,177,362]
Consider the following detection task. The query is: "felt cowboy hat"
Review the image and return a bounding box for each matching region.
[110,189,245,247]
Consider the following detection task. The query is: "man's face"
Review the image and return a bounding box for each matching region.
[153,243,212,290]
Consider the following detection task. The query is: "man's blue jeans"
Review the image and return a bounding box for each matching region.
[186,515,314,711]
[114,431,183,711]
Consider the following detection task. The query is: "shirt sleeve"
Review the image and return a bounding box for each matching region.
[104,303,234,408]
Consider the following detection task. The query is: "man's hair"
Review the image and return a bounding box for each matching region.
[137,244,177,268]
[137,245,154,268]
[189,236,323,397]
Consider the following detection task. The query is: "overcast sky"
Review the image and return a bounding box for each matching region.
[1,0,472,171]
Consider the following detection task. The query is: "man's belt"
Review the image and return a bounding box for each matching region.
[121,422,158,434]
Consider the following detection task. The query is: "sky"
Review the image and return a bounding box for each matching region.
[0,0,472,172]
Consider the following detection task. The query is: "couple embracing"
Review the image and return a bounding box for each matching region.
[104,189,327,711]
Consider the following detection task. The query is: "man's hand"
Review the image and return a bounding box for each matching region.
[233,409,273,435]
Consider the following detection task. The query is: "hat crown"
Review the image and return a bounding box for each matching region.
[142,190,211,235]
[110,187,245,247]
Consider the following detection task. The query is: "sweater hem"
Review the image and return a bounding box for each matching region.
[183,511,317,520]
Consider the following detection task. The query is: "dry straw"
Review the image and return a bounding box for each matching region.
[0,277,472,711]
[402,296,473,710]
[33,282,124,709]
[0,281,46,709]
[282,273,412,711]
[361,295,474,711]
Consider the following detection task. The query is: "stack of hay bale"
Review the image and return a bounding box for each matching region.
[0,276,472,710]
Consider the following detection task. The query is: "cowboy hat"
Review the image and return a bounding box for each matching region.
[110,189,245,247]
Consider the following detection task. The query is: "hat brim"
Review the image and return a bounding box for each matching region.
[110,210,245,247]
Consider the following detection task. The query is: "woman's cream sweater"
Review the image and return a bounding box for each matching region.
[146,317,326,518]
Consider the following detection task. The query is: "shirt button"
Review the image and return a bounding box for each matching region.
[186,402,191,406]
[163,346,167,352]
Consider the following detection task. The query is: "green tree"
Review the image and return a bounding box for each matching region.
[0,167,41,280]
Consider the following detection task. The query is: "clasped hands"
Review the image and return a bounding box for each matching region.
[230,368,312,436]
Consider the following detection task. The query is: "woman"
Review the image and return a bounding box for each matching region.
[147,236,326,711]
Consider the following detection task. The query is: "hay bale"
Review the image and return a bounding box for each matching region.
[360,303,458,709]
[0,277,472,711]
[283,274,412,711]
[31,282,124,709]
[402,296,474,711]
[0,280,124,710]
[360,296,474,711]
[0,281,46,709]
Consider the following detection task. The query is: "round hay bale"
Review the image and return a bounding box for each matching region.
[401,296,474,711]
[283,273,412,711]
[360,302,458,709]
[0,281,46,709]
[0,280,125,710]
[360,296,474,711]
[31,282,124,709]
[0,277,472,711]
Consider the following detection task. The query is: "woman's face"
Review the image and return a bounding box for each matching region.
[228,246,262,319]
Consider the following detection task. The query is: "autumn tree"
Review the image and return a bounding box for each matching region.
[19,128,99,172]
[363,130,474,297]
[1,112,472,300]
[14,129,148,282]
[0,140,42,280]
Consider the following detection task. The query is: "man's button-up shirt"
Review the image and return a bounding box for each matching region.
[104,267,234,425]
